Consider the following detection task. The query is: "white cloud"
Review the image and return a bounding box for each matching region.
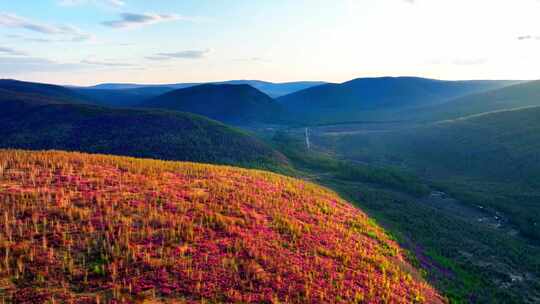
[59,0,125,7]
[102,12,184,29]
[517,35,540,41]
[0,46,26,56]
[81,59,135,67]
[0,13,94,42]
[147,49,211,60]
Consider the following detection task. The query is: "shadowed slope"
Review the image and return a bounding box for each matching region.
[277,77,517,123]
[0,98,287,168]
[401,79,540,121]
[140,84,285,125]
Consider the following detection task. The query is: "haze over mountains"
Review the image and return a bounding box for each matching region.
[84,80,327,98]
[3,77,538,126]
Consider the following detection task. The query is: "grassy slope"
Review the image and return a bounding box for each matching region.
[270,132,540,303]
[0,150,442,303]
[0,98,287,169]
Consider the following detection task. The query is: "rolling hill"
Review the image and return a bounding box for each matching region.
[0,79,91,105]
[87,80,326,98]
[0,150,443,303]
[277,77,517,123]
[0,97,287,168]
[400,79,540,122]
[140,84,285,125]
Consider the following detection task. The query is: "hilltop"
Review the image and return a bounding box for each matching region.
[0,150,443,303]
[140,84,285,125]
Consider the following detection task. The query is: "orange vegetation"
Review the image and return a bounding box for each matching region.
[0,150,444,303]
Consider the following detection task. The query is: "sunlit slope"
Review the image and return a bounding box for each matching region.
[0,150,443,303]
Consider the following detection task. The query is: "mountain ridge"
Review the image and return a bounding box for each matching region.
[139,83,286,125]
[85,80,327,98]
[277,76,520,123]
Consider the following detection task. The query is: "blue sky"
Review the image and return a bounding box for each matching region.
[1,0,540,85]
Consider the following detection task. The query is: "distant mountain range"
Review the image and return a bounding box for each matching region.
[4,77,534,126]
[84,80,327,98]
[139,83,285,125]
[277,77,520,123]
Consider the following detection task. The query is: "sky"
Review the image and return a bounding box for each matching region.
[1,0,540,85]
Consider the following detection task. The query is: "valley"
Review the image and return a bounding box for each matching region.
[3,2,539,303]
[1,75,540,303]
[267,129,540,303]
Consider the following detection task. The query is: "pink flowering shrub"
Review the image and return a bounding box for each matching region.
[0,150,444,303]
